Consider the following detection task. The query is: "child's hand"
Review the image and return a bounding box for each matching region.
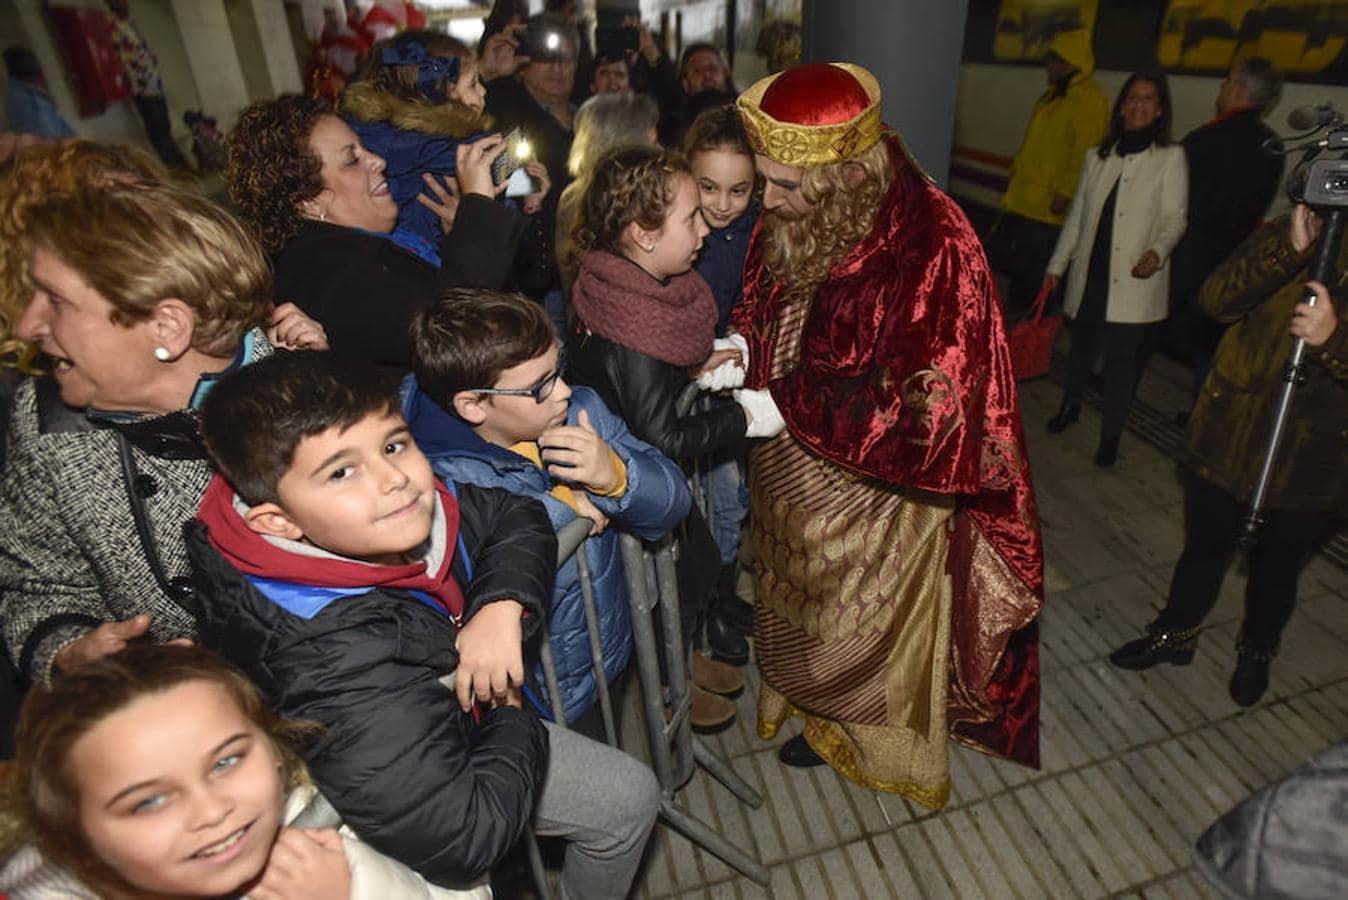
[695,347,744,376]
[454,599,525,712]
[521,160,551,215]
[249,828,350,900]
[573,490,611,535]
[539,409,620,494]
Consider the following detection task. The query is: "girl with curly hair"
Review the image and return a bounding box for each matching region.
[227,94,527,372]
[0,643,484,898]
[565,145,754,732]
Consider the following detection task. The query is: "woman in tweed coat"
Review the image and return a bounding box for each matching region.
[0,141,324,684]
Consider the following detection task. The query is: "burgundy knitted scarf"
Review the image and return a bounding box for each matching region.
[572,251,717,367]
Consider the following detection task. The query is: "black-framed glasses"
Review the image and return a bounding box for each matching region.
[468,352,565,404]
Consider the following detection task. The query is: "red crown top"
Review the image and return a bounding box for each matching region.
[758,63,873,128]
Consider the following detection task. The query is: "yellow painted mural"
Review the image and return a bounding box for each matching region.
[993,0,1102,60]
[1159,0,1348,74]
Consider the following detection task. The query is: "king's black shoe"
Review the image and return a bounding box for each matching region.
[1109,626,1197,670]
[777,734,826,768]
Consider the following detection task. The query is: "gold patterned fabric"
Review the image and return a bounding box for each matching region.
[750,293,959,807]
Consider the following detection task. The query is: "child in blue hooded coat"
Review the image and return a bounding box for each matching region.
[404,288,691,738]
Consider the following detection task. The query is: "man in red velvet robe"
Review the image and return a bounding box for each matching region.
[731,63,1044,807]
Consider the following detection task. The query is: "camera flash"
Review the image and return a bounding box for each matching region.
[546,33,560,51]
[516,139,532,159]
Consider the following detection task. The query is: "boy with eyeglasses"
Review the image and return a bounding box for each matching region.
[404,289,743,735]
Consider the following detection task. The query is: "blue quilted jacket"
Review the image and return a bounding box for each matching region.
[402,379,690,723]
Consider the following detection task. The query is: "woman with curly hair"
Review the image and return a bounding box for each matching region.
[342,31,549,251]
[227,94,526,372]
[0,140,323,689]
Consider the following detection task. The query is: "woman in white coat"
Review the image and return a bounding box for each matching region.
[1042,71,1187,465]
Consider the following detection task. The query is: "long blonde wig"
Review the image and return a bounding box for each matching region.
[760,139,891,297]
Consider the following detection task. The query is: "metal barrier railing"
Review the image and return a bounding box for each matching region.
[527,515,768,896]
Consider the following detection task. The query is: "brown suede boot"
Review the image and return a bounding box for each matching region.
[691,651,744,697]
[689,685,736,734]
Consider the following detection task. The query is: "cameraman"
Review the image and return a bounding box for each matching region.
[1111,203,1347,707]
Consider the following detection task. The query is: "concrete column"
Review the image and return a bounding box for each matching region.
[169,0,250,128]
[248,0,303,97]
[802,0,969,188]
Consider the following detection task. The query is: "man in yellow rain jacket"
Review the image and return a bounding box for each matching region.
[993,28,1108,313]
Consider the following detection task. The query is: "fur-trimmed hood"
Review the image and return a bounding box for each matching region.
[341,80,491,138]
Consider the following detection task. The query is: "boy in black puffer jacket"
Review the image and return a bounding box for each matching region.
[190,352,660,898]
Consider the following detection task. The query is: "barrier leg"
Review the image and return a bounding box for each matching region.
[619,534,769,886]
[575,547,618,746]
[620,534,678,794]
[660,798,770,885]
[693,737,763,807]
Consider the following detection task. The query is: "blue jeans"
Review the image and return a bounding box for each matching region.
[703,457,748,566]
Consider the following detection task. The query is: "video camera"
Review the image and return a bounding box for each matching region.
[1279,103,1348,209]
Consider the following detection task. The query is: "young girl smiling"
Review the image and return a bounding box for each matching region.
[683,105,761,642]
[684,105,760,336]
[1,644,483,899]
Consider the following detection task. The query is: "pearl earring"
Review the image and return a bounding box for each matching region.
[153,346,171,362]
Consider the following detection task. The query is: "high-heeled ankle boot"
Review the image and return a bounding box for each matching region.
[1230,643,1276,707]
[1094,433,1120,467]
[1046,402,1080,433]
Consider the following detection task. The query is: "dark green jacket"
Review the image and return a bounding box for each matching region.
[1182,215,1348,511]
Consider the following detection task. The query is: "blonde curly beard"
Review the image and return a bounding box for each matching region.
[760,140,891,298]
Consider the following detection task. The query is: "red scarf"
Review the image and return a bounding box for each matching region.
[196,474,466,619]
[572,250,717,367]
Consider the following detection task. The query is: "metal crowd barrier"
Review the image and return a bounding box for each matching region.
[526,515,768,897]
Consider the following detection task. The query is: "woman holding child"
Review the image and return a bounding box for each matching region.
[0,141,323,686]
[227,94,526,372]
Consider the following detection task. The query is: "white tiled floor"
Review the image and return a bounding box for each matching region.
[617,350,1347,900]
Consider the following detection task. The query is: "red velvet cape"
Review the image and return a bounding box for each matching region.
[733,135,1044,767]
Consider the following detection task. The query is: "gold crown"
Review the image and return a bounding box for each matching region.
[736,63,884,168]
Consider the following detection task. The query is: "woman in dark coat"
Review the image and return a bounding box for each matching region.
[227,95,526,372]
[0,141,320,685]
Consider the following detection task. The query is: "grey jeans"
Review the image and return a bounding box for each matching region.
[533,721,662,900]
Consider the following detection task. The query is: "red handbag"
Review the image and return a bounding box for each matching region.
[1006,283,1063,381]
